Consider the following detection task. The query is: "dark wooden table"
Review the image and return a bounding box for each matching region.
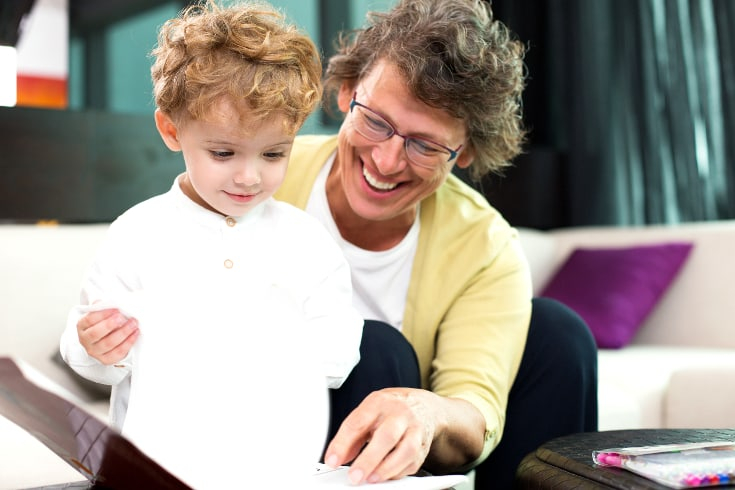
[515,429,735,489]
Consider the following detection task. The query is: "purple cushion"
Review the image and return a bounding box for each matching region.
[540,242,693,349]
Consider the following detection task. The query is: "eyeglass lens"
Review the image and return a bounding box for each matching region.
[351,104,452,168]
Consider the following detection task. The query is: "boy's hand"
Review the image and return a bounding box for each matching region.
[76,308,139,365]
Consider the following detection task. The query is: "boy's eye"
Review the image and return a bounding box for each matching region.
[210,150,233,159]
[263,151,286,160]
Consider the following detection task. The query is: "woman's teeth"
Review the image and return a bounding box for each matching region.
[363,166,398,190]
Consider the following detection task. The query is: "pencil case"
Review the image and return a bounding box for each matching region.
[593,441,735,488]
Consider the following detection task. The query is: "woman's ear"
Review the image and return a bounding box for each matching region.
[154,109,182,152]
[336,82,355,114]
[455,146,475,169]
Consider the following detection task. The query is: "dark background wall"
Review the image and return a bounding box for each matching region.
[0,0,358,224]
[0,107,181,222]
[0,0,567,227]
[2,0,733,227]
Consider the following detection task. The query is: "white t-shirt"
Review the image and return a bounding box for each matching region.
[306,155,419,331]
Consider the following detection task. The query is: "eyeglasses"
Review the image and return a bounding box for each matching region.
[349,93,463,169]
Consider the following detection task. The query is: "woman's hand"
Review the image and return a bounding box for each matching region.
[323,387,485,484]
[76,308,139,365]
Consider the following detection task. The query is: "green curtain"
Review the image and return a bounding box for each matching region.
[493,0,735,226]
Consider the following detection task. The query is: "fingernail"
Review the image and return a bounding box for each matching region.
[368,472,381,484]
[325,454,338,468]
[348,468,363,485]
[115,314,126,326]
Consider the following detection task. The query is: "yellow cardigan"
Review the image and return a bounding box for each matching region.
[275,134,532,466]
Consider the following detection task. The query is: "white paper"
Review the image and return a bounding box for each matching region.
[126,283,329,488]
[310,464,468,489]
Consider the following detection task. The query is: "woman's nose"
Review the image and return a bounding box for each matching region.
[371,136,408,175]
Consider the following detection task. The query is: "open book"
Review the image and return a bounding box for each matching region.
[0,357,467,489]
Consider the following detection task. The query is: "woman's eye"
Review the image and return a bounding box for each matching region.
[410,139,442,156]
[365,114,391,132]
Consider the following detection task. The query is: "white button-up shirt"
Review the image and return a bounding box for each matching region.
[60,177,363,486]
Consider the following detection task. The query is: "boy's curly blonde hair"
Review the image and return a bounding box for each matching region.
[151,0,322,135]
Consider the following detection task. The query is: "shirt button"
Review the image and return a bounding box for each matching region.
[224,259,234,269]
[225,216,236,227]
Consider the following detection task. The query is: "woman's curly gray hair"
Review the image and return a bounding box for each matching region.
[325,0,526,180]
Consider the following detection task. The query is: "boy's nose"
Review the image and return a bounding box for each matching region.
[234,166,261,185]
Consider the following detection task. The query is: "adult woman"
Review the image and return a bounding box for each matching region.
[275,0,598,486]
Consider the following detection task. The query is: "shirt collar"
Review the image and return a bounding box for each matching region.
[169,174,267,230]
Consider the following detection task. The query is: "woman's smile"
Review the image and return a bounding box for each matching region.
[362,163,399,191]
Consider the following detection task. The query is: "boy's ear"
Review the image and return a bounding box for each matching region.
[154,109,182,151]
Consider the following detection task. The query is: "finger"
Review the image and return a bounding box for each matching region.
[79,317,137,358]
[89,317,138,353]
[77,308,121,333]
[364,426,426,482]
[324,403,380,468]
[348,415,408,484]
[93,323,139,365]
[78,311,129,345]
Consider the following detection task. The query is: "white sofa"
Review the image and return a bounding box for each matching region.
[2,221,735,488]
[518,220,735,431]
[1,223,112,489]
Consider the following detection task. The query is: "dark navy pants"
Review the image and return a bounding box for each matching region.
[328,297,598,489]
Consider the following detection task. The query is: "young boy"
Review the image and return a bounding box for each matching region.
[60,1,363,486]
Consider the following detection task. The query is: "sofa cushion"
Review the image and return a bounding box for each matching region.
[665,367,735,428]
[540,242,692,348]
[0,223,110,398]
[598,346,735,429]
[596,382,641,432]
